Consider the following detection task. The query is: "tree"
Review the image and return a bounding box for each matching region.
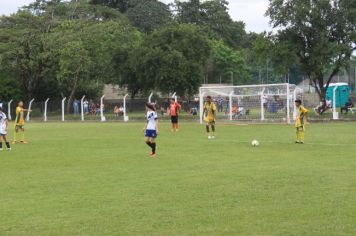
[174,0,246,48]
[0,72,21,101]
[251,33,302,84]
[126,0,172,33]
[49,18,141,110]
[0,11,59,100]
[267,0,356,100]
[210,40,250,84]
[0,0,137,103]
[57,40,91,112]
[122,24,211,97]
[90,0,132,13]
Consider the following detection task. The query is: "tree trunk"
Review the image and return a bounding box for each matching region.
[309,71,329,101]
[66,77,79,114]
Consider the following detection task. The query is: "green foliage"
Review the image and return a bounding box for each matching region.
[174,0,246,49]
[126,0,172,33]
[0,1,140,102]
[0,72,21,101]
[122,24,211,96]
[90,0,132,13]
[267,0,356,99]
[251,33,301,83]
[0,11,59,100]
[210,40,250,84]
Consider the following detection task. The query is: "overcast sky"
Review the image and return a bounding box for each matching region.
[0,0,272,33]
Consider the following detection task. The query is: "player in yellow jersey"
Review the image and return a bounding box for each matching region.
[295,99,308,144]
[202,96,217,139]
[13,101,31,144]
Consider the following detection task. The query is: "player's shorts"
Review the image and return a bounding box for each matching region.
[204,117,215,125]
[296,125,305,131]
[15,125,24,130]
[145,129,157,138]
[0,128,7,135]
[171,115,178,124]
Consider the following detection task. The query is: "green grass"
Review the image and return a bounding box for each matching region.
[1,122,356,235]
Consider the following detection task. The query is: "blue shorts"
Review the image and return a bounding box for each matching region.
[145,130,157,138]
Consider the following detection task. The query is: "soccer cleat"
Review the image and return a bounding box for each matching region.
[12,141,17,144]
[20,141,28,144]
[295,141,300,144]
[0,148,3,151]
[208,135,212,139]
[6,148,11,151]
[211,135,215,139]
[150,153,156,158]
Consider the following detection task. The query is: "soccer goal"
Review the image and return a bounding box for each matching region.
[199,83,303,124]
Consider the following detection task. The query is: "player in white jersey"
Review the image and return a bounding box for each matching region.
[143,102,159,157]
[0,106,11,151]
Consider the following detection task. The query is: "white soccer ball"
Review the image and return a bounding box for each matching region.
[251,140,259,147]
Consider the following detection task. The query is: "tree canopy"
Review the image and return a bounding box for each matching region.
[267,0,356,99]
[2,0,354,102]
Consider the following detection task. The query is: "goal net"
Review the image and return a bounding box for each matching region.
[199,83,303,124]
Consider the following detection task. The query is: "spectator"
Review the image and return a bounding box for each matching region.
[315,99,325,114]
[114,105,120,117]
[89,100,96,115]
[262,95,268,111]
[119,106,124,116]
[73,98,79,115]
[190,107,198,116]
[217,96,224,112]
[95,103,101,115]
[224,97,229,114]
[316,99,331,115]
[83,99,89,114]
[268,98,277,113]
[341,99,354,114]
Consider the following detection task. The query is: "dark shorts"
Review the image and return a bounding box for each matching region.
[206,120,215,125]
[171,116,178,124]
[15,125,24,130]
[145,130,157,138]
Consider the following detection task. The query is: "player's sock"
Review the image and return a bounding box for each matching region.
[6,142,10,149]
[206,125,210,133]
[20,131,25,142]
[151,142,156,154]
[146,141,152,148]
[0,142,2,149]
[300,131,305,143]
[212,125,215,133]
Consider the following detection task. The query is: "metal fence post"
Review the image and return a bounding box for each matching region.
[7,100,13,120]
[81,95,86,121]
[44,98,50,122]
[62,97,66,122]
[100,95,106,122]
[26,99,35,122]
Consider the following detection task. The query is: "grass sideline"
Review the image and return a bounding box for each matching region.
[1,122,356,235]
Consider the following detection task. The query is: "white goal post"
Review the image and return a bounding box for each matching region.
[199,83,303,124]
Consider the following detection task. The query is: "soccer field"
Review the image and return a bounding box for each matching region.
[1,122,356,235]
